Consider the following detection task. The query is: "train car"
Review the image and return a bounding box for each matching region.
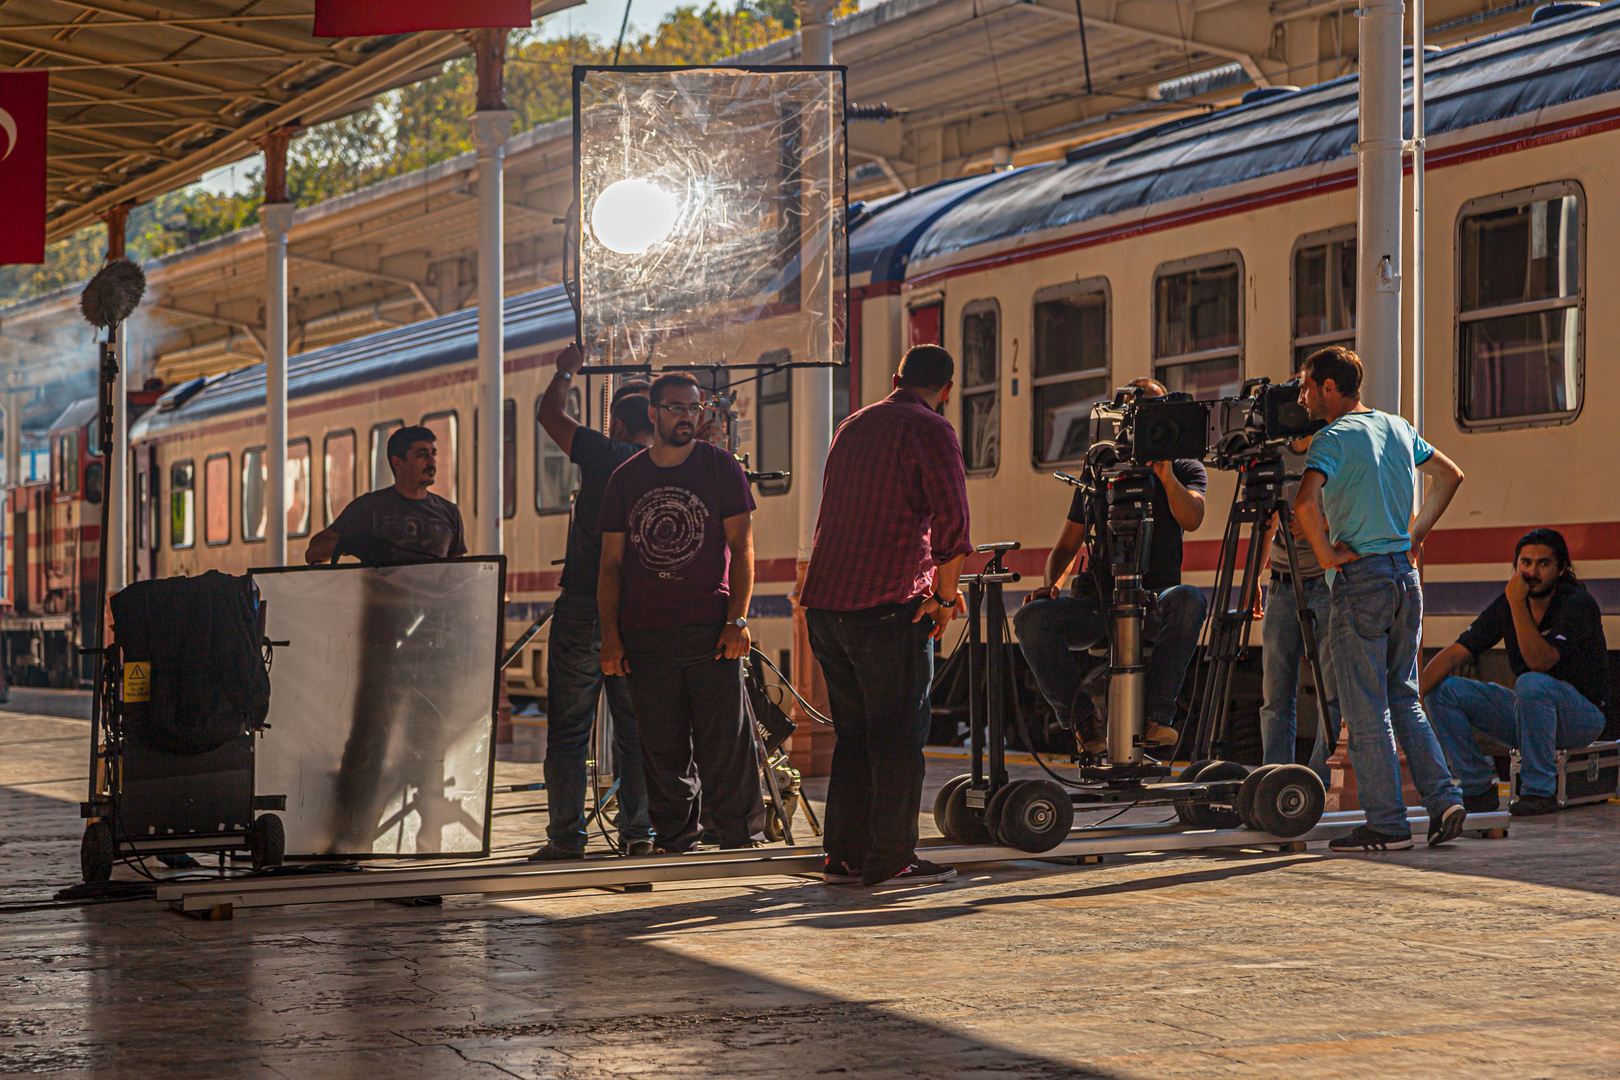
[1,400,105,687]
[111,4,1620,716]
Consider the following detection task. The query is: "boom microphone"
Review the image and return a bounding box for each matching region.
[79,257,146,330]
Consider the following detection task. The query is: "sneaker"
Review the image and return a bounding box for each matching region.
[1510,793,1561,817]
[624,840,655,857]
[1427,803,1466,847]
[1328,825,1415,852]
[526,843,585,862]
[1144,721,1179,747]
[822,857,862,884]
[1070,694,1107,755]
[1462,788,1500,814]
[863,858,958,886]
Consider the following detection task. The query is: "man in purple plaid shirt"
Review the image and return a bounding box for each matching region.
[801,345,973,887]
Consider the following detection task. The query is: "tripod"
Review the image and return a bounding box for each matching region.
[1184,451,1333,769]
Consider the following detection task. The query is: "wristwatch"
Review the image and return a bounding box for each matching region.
[730,617,748,629]
[553,369,572,381]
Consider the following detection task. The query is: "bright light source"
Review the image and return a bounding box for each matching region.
[590,178,680,255]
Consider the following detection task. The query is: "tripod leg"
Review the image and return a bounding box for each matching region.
[798,789,823,835]
[1280,512,1334,776]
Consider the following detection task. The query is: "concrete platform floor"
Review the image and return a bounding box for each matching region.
[4,706,1620,1079]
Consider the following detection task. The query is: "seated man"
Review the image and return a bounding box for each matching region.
[1420,528,1610,817]
[1014,378,1208,755]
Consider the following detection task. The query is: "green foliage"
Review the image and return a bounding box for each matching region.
[0,1,851,308]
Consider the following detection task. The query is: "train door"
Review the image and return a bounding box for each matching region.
[908,301,943,348]
[10,498,26,612]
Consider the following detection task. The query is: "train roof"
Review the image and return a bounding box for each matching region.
[130,287,577,441]
[848,171,1026,286]
[910,1,1620,265]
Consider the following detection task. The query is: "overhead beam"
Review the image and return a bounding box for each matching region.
[1017,0,1271,87]
[288,253,441,318]
[48,0,351,55]
[154,305,266,351]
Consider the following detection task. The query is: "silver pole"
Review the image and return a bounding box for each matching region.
[1356,0,1405,415]
[108,324,128,592]
[472,110,514,556]
[1411,0,1426,438]
[262,203,295,567]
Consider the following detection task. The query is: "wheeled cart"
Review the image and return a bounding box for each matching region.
[932,543,1327,854]
[80,572,285,883]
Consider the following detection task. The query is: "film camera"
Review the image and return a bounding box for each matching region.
[1206,377,1324,467]
[1084,378,1322,468]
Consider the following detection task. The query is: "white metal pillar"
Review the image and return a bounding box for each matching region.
[1410,0,1427,437]
[792,0,836,567]
[1355,0,1405,414]
[472,110,512,556]
[262,202,295,567]
[3,387,19,486]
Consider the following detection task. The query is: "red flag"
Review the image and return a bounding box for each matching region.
[313,0,532,36]
[0,70,47,266]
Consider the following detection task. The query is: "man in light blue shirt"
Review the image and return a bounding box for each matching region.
[1293,346,1468,851]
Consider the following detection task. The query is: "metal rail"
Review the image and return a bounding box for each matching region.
[154,809,1509,913]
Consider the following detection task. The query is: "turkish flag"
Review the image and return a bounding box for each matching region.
[313,0,532,36]
[0,70,47,265]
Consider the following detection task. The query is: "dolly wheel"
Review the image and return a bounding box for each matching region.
[933,774,973,841]
[942,781,992,845]
[1249,765,1325,838]
[1173,759,1218,827]
[250,813,285,871]
[1192,761,1248,830]
[81,821,115,883]
[998,781,1074,853]
[1236,765,1283,830]
[985,781,1028,846]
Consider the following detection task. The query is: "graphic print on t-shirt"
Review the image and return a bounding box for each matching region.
[628,486,709,577]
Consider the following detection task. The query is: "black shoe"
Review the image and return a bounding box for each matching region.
[1328,825,1414,852]
[863,859,958,886]
[157,853,200,869]
[624,840,655,857]
[1462,788,1500,814]
[822,857,862,884]
[1070,694,1106,756]
[1427,803,1466,847]
[526,843,585,862]
[1510,793,1561,817]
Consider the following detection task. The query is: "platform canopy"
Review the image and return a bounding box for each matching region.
[1,0,579,246]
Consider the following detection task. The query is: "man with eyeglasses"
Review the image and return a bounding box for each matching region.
[598,371,766,852]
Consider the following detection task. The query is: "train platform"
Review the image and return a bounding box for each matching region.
[4,704,1619,1078]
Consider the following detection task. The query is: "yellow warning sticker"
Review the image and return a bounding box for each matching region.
[123,662,151,703]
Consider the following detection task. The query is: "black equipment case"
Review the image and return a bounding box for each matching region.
[1511,740,1620,809]
[79,571,286,882]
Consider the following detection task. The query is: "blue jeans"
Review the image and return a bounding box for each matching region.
[1426,674,1606,799]
[807,601,935,871]
[543,589,652,851]
[1328,553,1461,834]
[1014,584,1208,729]
[1260,573,1342,786]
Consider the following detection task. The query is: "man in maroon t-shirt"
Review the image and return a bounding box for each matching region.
[598,371,764,852]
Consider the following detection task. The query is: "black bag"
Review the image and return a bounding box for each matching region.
[745,659,797,756]
[109,571,271,755]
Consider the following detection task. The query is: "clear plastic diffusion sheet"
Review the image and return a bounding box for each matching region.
[574,66,847,370]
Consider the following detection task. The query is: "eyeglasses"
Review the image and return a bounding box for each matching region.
[656,404,705,417]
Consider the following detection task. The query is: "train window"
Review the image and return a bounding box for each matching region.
[241,447,266,543]
[536,387,580,514]
[421,411,457,503]
[54,434,78,496]
[1153,251,1244,399]
[204,453,230,546]
[960,301,999,476]
[1292,227,1356,370]
[1456,182,1584,428]
[135,470,149,552]
[756,351,792,496]
[324,430,356,525]
[170,460,194,549]
[369,420,403,492]
[288,439,311,537]
[1032,279,1110,465]
[503,399,517,520]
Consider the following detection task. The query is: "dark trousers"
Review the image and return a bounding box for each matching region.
[622,624,764,851]
[807,600,934,871]
[543,589,652,851]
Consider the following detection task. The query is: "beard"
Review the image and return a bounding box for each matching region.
[1526,576,1556,598]
[665,423,695,446]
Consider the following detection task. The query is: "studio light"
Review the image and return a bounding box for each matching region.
[589,178,681,255]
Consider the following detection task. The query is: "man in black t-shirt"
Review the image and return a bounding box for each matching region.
[1014,378,1209,756]
[1420,528,1611,817]
[528,342,657,861]
[306,425,466,565]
